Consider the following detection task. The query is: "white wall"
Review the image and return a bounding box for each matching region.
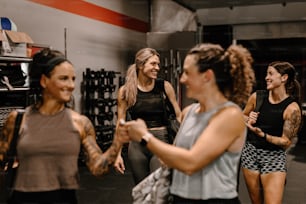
[0,0,149,112]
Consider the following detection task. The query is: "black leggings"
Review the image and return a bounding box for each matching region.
[128,128,168,184]
[8,189,77,204]
[172,195,241,204]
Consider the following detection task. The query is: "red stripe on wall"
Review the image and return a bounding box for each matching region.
[28,0,149,33]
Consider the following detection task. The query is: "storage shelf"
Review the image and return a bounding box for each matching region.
[0,87,30,92]
[0,56,32,62]
[0,56,31,110]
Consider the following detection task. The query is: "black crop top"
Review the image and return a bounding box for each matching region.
[247,95,295,150]
[128,81,167,128]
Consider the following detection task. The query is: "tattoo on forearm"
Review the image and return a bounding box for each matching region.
[82,116,122,176]
[108,141,120,162]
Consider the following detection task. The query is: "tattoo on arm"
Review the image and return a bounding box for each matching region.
[81,116,122,176]
[82,117,102,159]
[267,109,301,149]
[283,109,301,141]
[0,114,15,159]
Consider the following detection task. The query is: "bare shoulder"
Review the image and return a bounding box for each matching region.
[217,106,246,151]
[69,109,92,126]
[69,109,82,121]
[164,80,175,92]
[243,92,256,115]
[250,91,257,102]
[69,110,96,141]
[284,101,301,119]
[164,80,172,87]
[117,85,126,102]
[286,101,301,112]
[118,85,125,96]
[214,105,245,129]
[218,105,243,118]
[117,85,128,107]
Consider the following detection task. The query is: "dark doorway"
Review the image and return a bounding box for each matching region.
[203,25,233,49]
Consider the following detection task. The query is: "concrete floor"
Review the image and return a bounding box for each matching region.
[77,141,306,204]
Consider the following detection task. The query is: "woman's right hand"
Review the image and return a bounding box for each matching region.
[114,154,125,174]
[248,111,259,125]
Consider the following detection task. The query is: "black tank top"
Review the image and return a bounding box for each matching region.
[248,95,295,150]
[128,81,166,128]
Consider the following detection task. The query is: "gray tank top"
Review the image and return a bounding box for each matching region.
[170,102,243,200]
[14,107,81,192]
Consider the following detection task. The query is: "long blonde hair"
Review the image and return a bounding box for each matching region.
[122,48,160,108]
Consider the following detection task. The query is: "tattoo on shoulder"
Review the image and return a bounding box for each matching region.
[83,117,95,137]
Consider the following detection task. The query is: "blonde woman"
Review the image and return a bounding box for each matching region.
[114,48,181,184]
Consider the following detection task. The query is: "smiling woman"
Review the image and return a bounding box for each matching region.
[241,61,302,204]
[113,47,182,185]
[0,48,130,204]
[118,43,256,204]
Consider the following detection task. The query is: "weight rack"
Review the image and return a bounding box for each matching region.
[81,68,121,151]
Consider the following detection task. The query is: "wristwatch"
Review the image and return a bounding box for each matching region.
[140,132,153,146]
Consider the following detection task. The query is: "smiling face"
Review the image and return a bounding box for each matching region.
[265,66,287,91]
[180,54,206,100]
[40,61,75,103]
[140,54,160,79]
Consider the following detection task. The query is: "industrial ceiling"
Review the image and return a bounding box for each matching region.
[172,0,306,11]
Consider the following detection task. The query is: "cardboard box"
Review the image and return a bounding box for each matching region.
[0,30,34,57]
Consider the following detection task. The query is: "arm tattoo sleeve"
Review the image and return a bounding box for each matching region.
[81,116,122,176]
[0,114,15,160]
[283,109,302,141]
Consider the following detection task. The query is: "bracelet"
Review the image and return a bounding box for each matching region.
[140,132,153,146]
[263,132,267,140]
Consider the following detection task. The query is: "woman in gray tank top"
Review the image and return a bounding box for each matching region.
[119,43,256,203]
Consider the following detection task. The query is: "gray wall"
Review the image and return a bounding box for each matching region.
[0,0,149,112]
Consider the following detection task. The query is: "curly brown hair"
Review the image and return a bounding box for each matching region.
[188,43,255,107]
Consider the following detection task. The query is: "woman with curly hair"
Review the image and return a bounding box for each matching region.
[119,43,255,203]
[241,61,302,204]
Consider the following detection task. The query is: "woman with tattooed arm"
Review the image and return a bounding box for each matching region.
[0,48,129,204]
[241,61,302,204]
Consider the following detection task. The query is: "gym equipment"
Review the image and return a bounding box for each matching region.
[81,68,121,151]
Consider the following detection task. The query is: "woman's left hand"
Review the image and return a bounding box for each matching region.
[246,123,264,138]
